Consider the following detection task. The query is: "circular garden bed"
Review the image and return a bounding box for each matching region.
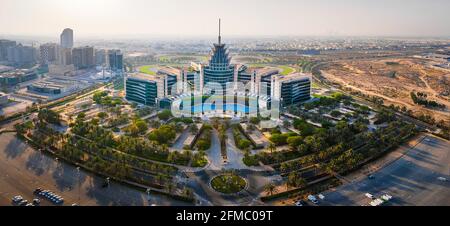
[211,174,247,194]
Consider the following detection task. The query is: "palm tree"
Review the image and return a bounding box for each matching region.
[268,143,276,154]
[156,174,165,186]
[264,183,277,196]
[296,177,307,188]
[166,183,175,193]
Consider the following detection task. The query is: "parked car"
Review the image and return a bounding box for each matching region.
[381,194,393,202]
[365,193,374,199]
[34,188,42,194]
[37,189,64,204]
[308,195,318,204]
[18,200,28,206]
[295,200,307,206]
[12,195,23,203]
[368,175,375,180]
[33,198,41,205]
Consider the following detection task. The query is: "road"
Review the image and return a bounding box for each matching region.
[320,134,450,206]
[0,132,191,206]
[182,129,280,206]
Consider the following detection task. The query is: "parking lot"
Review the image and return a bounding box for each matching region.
[319,134,450,206]
[0,132,190,206]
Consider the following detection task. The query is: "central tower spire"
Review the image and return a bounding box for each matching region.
[218,18,221,45]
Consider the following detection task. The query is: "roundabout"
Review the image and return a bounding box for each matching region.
[210,174,247,194]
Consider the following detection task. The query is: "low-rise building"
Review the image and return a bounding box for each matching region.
[27,81,66,95]
[271,73,311,107]
[0,69,38,87]
[125,73,165,106]
[48,64,75,76]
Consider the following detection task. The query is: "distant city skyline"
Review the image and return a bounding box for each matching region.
[1,0,450,38]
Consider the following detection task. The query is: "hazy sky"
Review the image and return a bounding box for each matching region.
[1,0,449,38]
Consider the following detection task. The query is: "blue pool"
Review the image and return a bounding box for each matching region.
[190,103,257,114]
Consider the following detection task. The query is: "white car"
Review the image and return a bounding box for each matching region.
[381,194,393,201]
[12,195,23,203]
[365,193,374,199]
[318,194,325,200]
[308,195,318,204]
[295,200,306,206]
[369,198,384,206]
[437,177,447,182]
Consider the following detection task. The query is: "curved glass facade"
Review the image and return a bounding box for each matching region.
[125,77,158,106]
[203,43,235,92]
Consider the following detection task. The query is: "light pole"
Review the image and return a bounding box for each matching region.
[146,188,151,202]
[77,167,81,204]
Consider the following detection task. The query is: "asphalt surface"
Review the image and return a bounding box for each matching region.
[320,134,450,206]
[0,132,191,206]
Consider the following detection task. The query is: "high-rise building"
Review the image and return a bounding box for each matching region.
[72,46,94,69]
[39,43,59,65]
[95,49,107,66]
[6,44,37,66]
[58,48,73,65]
[60,28,74,48]
[271,73,311,107]
[202,19,235,93]
[108,49,123,72]
[0,40,17,61]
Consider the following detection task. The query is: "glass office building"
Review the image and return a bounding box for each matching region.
[272,74,311,107]
[202,20,235,94]
[125,75,159,106]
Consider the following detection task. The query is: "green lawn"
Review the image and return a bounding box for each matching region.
[279,65,295,75]
[139,65,157,75]
[191,157,208,167]
[211,174,247,194]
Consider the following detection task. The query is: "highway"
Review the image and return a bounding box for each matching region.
[320,134,450,206]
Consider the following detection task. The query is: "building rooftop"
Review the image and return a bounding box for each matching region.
[0,69,35,78]
[0,65,14,73]
[255,67,280,76]
[275,73,311,83]
[29,81,65,89]
[158,66,181,76]
[128,73,163,82]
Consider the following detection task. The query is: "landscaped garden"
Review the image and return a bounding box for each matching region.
[211,173,247,194]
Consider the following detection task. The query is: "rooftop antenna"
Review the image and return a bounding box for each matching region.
[218,18,221,45]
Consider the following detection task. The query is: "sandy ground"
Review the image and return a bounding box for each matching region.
[321,58,450,124]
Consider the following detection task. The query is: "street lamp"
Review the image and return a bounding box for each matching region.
[76,167,81,203]
[146,188,151,202]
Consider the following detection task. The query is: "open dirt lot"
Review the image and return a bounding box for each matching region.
[321,58,450,124]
